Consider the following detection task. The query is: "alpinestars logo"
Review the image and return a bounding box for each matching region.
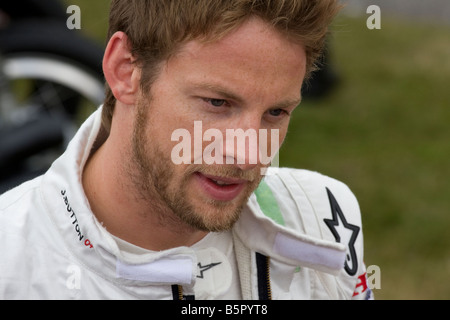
[196,262,222,279]
[324,188,360,276]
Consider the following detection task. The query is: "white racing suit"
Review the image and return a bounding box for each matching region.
[0,108,372,300]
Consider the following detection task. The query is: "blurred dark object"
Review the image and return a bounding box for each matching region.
[302,47,340,100]
[0,115,64,192]
[0,0,66,22]
[0,0,104,194]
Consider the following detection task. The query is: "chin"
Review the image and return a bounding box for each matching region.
[182,197,247,233]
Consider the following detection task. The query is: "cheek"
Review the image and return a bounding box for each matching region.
[145,107,187,151]
[278,127,288,146]
[264,125,288,152]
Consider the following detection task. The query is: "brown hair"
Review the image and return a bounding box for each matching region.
[102,0,341,132]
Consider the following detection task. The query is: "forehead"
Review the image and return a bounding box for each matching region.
[180,17,305,71]
[159,17,306,103]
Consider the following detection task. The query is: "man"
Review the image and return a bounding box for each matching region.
[0,0,372,299]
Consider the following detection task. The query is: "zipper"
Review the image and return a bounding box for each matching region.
[171,285,183,300]
[255,253,272,300]
[171,285,195,300]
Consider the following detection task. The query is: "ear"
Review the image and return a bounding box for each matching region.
[103,31,140,105]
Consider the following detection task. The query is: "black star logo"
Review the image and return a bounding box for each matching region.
[324,188,360,276]
[196,262,222,279]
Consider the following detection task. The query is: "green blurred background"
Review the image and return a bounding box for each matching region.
[64,0,450,299]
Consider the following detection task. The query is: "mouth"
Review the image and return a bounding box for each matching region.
[194,172,248,202]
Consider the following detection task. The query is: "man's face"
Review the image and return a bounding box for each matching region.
[130,18,306,232]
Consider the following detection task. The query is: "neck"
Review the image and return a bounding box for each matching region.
[82,138,207,251]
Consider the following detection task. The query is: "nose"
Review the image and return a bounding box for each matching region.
[223,127,260,171]
[221,115,273,172]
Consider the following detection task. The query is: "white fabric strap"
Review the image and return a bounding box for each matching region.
[232,232,253,300]
[116,257,194,285]
[273,232,346,273]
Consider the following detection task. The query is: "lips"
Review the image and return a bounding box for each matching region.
[194,172,248,201]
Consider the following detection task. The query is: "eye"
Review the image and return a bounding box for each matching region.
[205,98,226,107]
[268,109,287,117]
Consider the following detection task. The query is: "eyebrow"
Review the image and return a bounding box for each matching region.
[191,82,302,110]
[192,83,244,104]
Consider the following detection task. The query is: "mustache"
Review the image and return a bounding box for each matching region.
[185,165,262,182]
